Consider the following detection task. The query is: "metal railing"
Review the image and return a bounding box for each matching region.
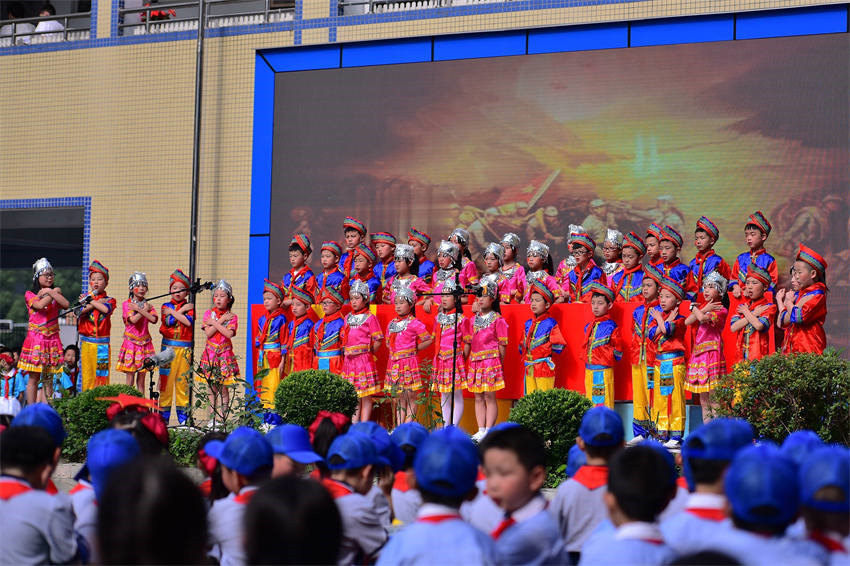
[337,0,504,16]
[0,11,92,47]
[118,0,295,36]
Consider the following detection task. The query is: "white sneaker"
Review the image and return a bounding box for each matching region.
[471,429,486,442]
[663,438,682,450]
[627,435,646,447]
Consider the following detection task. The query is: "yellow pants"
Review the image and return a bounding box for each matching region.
[159,343,191,423]
[257,356,282,410]
[652,357,686,440]
[80,338,110,391]
[525,374,555,394]
[585,366,614,409]
[631,363,652,437]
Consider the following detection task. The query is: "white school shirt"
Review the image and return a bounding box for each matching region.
[333,482,388,565]
[207,486,258,566]
[461,477,502,534]
[69,480,99,564]
[391,484,422,525]
[660,492,730,555]
[580,521,677,565]
[549,466,610,552]
[702,524,821,566]
[495,494,567,565]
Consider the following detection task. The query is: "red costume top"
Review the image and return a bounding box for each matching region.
[159,299,195,342]
[312,311,345,374]
[687,250,731,302]
[521,315,566,378]
[583,315,623,368]
[283,314,315,372]
[78,292,117,337]
[631,299,659,366]
[648,308,687,356]
[781,282,827,355]
[730,295,776,364]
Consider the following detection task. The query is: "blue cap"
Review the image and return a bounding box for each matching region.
[565,444,586,478]
[781,430,824,467]
[725,444,799,527]
[639,439,677,487]
[488,422,521,434]
[414,426,478,497]
[579,407,624,447]
[326,431,381,470]
[204,427,273,476]
[391,422,429,451]
[11,403,66,447]
[351,422,404,471]
[799,446,849,513]
[87,429,140,501]
[266,424,322,464]
[683,418,754,488]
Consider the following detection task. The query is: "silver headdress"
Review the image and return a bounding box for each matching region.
[449,228,470,247]
[437,240,460,262]
[604,229,624,247]
[564,255,577,269]
[501,233,520,249]
[213,279,233,298]
[442,277,459,293]
[128,271,149,289]
[568,224,585,242]
[32,257,53,281]
[349,279,371,301]
[479,276,499,299]
[703,271,728,296]
[526,240,550,259]
[483,242,505,265]
[395,286,416,305]
[394,243,415,263]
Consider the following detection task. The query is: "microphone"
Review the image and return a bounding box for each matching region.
[464,284,485,297]
[142,347,175,370]
[189,281,215,293]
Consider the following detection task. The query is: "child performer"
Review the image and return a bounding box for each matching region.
[777,244,828,355]
[729,263,776,364]
[521,279,566,394]
[313,287,346,374]
[200,280,238,424]
[612,232,646,303]
[339,216,367,277]
[524,240,560,303]
[282,234,317,308]
[565,231,604,303]
[449,228,479,288]
[282,287,315,375]
[629,263,662,444]
[688,216,731,302]
[317,241,346,301]
[371,232,397,293]
[432,278,470,426]
[583,282,623,408]
[465,282,508,441]
[684,271,728,423]
[556,225,582,285]
[658,225,690,288]
[351,243,382,304]
[601,229,624,284]
[423,240,461,313]
[255,280,286,426]
[500,233,527,303]
[645,223,664,268]
[729,211,777,298]
[340,280,383,422]
[78,260,117,392]
[648,276,687,449]
[383,244,428,305]
[480,242,512,304]
[158,269,194,424]
[19,258,68,404]
[385,288,433,424]
[407,227,435,284]
[117,272,158,392]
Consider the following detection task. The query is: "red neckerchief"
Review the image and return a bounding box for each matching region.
[810,531,847,553]
[694,250,716,288]
[258,307,285,347]
[524,313,554,353]
[418,513,461,524]
[393,470,410,493]
[572,465,609,490]
[749,247,766,260]
[676,476,688,490]
[322,478,354,500]
[640,299,659,337]
[87,291,107,323]
[571,259,596,299]
[287,265,309,292]
[213,307,229,319]
[663,258,682,276]
[584,315,612,350]
[320,310,343,334]
[286,314,310,348]
[491,516,517,539]
[69,482,92,495]
[686,507,725,521]
[233,488,257,505]
[0,478,32,500]
[46,478,58,495]
[614,264,643,297]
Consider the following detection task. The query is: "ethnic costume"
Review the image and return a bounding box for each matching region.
[613,232,647,303]
[371,232,398,296]
[317,241,347,300]
[465,293,508,393]
[500,233,527,302]
[631,267,661,439]
[312,287,346,374]
[385,290,432,392]
[282,287,315,375]
[18,258,63,376]
[583,283,623,408]
[431,241,462,298]
[780,244,828,355]
[730,265,776,364]
[523,240,561,303]
[432,296,471,392]
[339,216,367,277]
[158,269,194,424]
[481,242,513,304]
[352,244,382,303]
[602,229,625,286]
[659,226,690,289]
[340,281,383,397]
[384,245,429,304]
[116,272,157,373]
[565,232,605,303]
[79,260,117,391]
[729,211,778,294]
[408,227,435,284]
[648,277,687,442]
[645,222,664,269]
[685,272,728,394]
[282,234,317,302]
[687,217,731,302]
[450,228,480,288]
[199,280,239,385]
[555,224,582,285]
[521,280,566,393]
[255,280,287,424]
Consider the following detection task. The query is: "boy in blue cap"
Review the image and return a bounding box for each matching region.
[390,421,429,525]
[11,402,66,494]
[550,406,624,563]
[266,424,322,478]
[205,427,273,566]
[325,431,389,564]
[480,424,566,565]
[378,426,497,565]
[351,421,404,528]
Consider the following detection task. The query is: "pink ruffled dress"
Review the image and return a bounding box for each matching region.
[465,311,508,393]
[686,306,728,393]
[385,316,431,391]
[432,313,470,393]
[200,309,239,384]
[340,310,383,397]
[116,300,156,372]
[18,290,63,373]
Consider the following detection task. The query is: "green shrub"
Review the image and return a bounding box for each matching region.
[55,385,143,462]
[508,389,593,487]
[274,370,358,428]
[713,349,850,445]
[169,428,204,467]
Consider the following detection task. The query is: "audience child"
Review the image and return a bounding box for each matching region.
[500,233,527,302]
[313,287,346,373]
[579,445,678,565]
[583,282,623,409]
[729,211,778,298]
[389,422,429,525]
[566,231,605,303]
[432,278,470,426]
[408,227,435,284]
[379,426,498,565]
[351,243,382,303]
[244,475,343,565]
[688,217,731,302]
[340,216,368,277]
[158,269,195,424]
[778,244,829,355]
[105,395,169,456]
[556,224,583,286]
[383,243,428,306]
[601,228,625,284]
[385,288,433,424]
[205,427,274,566]
[267,424,322,478]
[11,402,67,494]
[58,344,80,396]
[565,443,587,479]
[550,407,625,563]
[282,234,317,308]
[340,280,384,422]
[200,280,239,424]
[448,227,480,289]
[684,271,728,423]
[480,424,566,565]
[648,276,687,449]
[78,260,117,391]
[780,430,824,468]
[324,431,389,564]
[309,410,351,480]
[644,223,664,269]
[1,347,26,404]
[282,287,315,375]
[658,226,690,288]
[523,240,561,303]
[628,264,662,444]
[729,263,776,364]
[254,280,286,427]
[117,271,158,391]
[0,394,21,431]
[317,241,347,299]
[197,431,229,503]
[480,242,512,304]
[612,232,646,303]
[351,421,404,529]
[372,232,398,294]
[521,279,566,394]
[466,284,508,441]
[20,257,68,403]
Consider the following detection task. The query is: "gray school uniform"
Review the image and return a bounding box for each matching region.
[495,495,567,565]
[391,486,422,525]
[460,478,502,534]
[367,484,392,529]
[335,488,389,565]
[207,487,257,566]
[549,468,610,552]
[70,482,98,564]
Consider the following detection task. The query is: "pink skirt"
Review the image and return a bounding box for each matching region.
[19,331,63,373]
[385,356,423,391]
[200,346,239,385]
[686,349,725,393]
[116,337,155,372]
[432,355,468,392]
[467,357,505,393]
[341,352,381,397]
